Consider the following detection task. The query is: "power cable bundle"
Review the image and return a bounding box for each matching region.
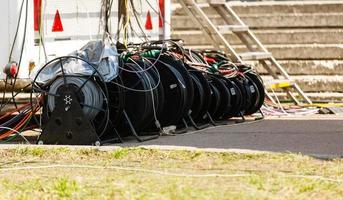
[184,49,266,120]
[0,102,39,143]
[113,40,266,139]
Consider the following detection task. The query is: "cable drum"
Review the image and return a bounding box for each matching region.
[221,78,243,118]
[106,78,125,128]
[208,82,221,116]
[149,58,188,126]
[231,77,249,115]
[30,56,112,139]
[47,76,104,120]
[189,70,212,120]
[158,54,194,118]
[119,62,155,131]
[244,72,265,115]
[189,73,205,119]
[209,75,231,120]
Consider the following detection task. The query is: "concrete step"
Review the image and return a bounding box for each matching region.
[262,75,343,93]
[305,92,343,102]
[172,29,343,45]
[185,44,343,60]
[231,1,343,15]
[268,92,343,102]
[172,1,343,15]
[249,60,343,76]
[171,13,343,29]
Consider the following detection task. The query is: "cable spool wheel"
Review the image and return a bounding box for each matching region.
[243,76,260,115]
[235,64,264,115]
[134,58,165,121]
[105,76,125,137]
[134,59,165,131]
[140,46,194,123]
[208,75,231,120]
[30,56,110,138]
[158,54,194,120]
[189,73,205,120]
[230,76,250,116]
[242,76,253,112]
[119,62,156,132]
[189,70,212,121]
[228,80,244,117]
[244,72,265,115]
[221,78,243,119]
[208,82,221,117]
[148,58,187,126]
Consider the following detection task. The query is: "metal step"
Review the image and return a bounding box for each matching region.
[217,25,249,32]
[239,52,271,60]
[264,79,294,89]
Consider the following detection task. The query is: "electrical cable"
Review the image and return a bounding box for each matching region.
[129,0,149,42]
[119,42,166,73]
[110,49,166,92]
[0,126,30,144]
[11,0,29,110]
[47,76,104,120]
[133,61,163,131]
[0,84,31,111]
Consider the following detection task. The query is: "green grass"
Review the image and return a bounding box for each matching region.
[0,147,342,200]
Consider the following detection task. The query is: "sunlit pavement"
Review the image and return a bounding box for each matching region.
[122,115,343,158]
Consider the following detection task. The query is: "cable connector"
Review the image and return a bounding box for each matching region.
[3,62,18,78]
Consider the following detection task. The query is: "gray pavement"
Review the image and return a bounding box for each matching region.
[121,118,343,157]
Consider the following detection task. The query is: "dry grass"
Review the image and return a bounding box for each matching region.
[0,147,342,200]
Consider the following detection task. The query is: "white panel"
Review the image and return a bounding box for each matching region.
[0,0,33,78]
[0,0,171,75]
[0,1,10,79]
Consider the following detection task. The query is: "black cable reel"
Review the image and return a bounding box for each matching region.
[116,58,162,134]
[30,56,122,145]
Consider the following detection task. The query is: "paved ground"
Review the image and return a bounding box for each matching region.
[121,116,343,158]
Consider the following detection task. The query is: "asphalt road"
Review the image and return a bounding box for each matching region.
[122,118,343,157]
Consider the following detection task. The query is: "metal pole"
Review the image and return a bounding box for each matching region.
[163,0,171,39]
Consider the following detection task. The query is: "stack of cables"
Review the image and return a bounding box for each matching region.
[199,50,317,117]
[115,48,165,134]
[0,100,40,143]
[183,49,265,120]
[114,40,266,138]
